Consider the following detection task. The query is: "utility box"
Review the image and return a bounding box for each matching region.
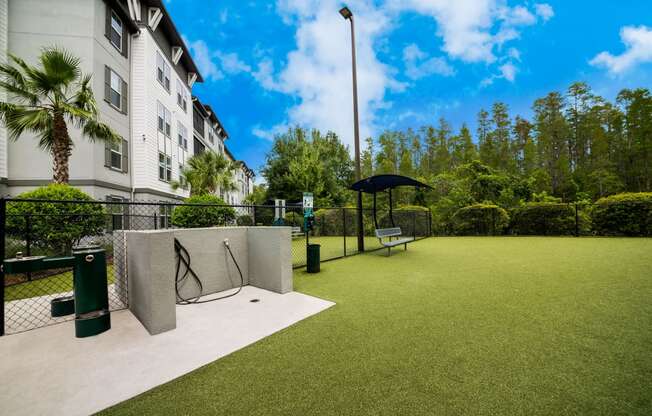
[307,244,320,273]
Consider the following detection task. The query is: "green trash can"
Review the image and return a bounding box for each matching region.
[306,244,320,273]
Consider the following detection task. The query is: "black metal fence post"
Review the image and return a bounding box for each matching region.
[412,210,416,239]
[342,208,347,257]
[575,203,579,237]
[1,197,5,336]
[24,214,32,281]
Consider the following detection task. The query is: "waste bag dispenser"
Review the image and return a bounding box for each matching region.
[3,246,111,338]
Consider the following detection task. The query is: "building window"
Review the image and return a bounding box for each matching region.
[159,152,172,182]
[106,196,126,231]
[110,11,123,51]
[157,101,171,137]
[104,66,127,114]
[110,141,122,170]
[208,131,214,144]
[109,69,122,110]
[159,204,172,229]
[156,51,171,91]
[176,79,188,112]
[177,122,188,149]
[178,164,189,190]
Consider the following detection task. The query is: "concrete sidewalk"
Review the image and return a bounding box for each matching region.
[0,286,334,416]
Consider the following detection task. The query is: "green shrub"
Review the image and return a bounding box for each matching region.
[592,192,652,236]
[171,194,235,228]
[253,206,275,226]
[236,214,254,226]
[284,211,304,227]
[452,204,509,235]
[312,208,358,236]
[510,203,590,235]
[6,184,106,255]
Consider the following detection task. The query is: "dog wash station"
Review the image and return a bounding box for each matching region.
[125,226,294,334]
[1,226,334,416]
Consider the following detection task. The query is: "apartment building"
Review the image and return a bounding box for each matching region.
[0,0,254,204]
[192,97,255,205]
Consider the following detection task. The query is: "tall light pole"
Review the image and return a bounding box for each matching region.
[340,5,364,253]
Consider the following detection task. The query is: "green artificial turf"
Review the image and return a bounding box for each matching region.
[291,236,386,266]
[5,265,115,301]
[100,237,652,415]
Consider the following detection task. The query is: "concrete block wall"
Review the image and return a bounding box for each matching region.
[125,227,292,335]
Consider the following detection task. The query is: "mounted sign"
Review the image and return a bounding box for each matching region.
[302,192,313,210]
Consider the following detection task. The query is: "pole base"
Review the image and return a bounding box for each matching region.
[75,310,111,338]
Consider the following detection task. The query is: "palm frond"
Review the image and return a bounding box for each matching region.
[39,47,81,90]
[8,53,54,97]
[0,62,39,105]
[3,106,52,145]
[82,118,121,144]
[70,73,98,116]
[59,101,94,123]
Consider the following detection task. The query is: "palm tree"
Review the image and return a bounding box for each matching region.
[172,150,238,196]
[0,47,120,183]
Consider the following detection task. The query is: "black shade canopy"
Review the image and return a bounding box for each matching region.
[350,174,432,194]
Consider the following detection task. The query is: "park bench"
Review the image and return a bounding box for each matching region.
[291,226,304,238]
[375,227,414,256]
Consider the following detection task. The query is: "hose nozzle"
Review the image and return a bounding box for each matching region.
[223,238,230,247]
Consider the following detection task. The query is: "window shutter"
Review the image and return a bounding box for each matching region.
[121,79,128,114]
[105,5,111,39]
[104,141,111,167]
[104,66,111,103]
[121,25,128,58]
[122,139,129,173]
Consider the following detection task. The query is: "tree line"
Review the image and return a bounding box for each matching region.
[256,82,652,209]
[365,82,651,202]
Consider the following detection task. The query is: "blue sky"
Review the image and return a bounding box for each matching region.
[164,0,652,179]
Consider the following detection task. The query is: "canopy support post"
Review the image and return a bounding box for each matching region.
[373,192,378,229]
[389,188,395,227]
[357,191,364,252]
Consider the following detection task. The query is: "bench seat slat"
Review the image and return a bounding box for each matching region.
[382,237,414,247]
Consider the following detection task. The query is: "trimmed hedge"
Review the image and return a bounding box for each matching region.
[6,184,106,255]
[510,203,590,235]
[592,192,652,236]
[171,194,235,228]
[452,204,509,235]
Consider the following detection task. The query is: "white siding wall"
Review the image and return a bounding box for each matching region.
[131,30,191,199]
[0,0,8,180]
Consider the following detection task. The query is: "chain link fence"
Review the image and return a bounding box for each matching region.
[0,198,432,335]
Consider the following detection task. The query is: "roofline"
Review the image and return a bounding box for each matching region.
[141,0,204,82]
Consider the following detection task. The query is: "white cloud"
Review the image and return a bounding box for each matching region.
[252,0,400,150]
[185,39,224,81]
[216,52,251,74]
[387,0,551,64]
[499,62,517,81]
[252,125,286,141]
[590,25,652,75]
[480,62,517,87]
[403,44,455,79]
[534,3,554,22]
[500,5,536,26]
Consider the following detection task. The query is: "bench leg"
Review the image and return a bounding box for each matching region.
[404,243,407,251]
[387,247,391,257]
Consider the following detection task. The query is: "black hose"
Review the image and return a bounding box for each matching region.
[174,238,244,305]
